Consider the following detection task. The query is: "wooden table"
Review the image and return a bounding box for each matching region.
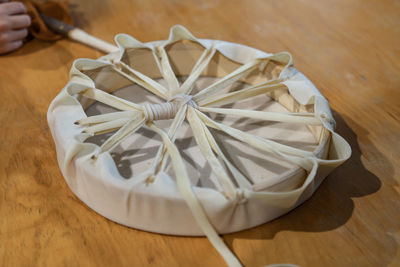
[1,0,399,266]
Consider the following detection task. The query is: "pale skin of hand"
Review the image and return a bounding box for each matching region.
[0,1,31,54]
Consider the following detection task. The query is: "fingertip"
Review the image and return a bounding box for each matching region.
[0,40,23,54]
[17,2,27,14]
[9,14,32,29]
[26,14,31,26]
[21,28,28,38]
[22,14,31,27]
[0,2,27,15]
[12,39,22,49]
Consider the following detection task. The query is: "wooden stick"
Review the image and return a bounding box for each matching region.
[68,28,119,54]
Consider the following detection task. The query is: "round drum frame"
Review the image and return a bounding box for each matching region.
[47,25,351,267]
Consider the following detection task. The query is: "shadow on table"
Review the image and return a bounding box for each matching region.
[223,110,395,261]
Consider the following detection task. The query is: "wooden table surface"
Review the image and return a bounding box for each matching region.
[1,0,399,266]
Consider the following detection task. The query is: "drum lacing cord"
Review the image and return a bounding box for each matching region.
[73,44,324,267]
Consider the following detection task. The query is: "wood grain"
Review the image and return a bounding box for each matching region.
[0,0,399,266]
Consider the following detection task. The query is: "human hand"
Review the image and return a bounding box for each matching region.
[0,1,31,54]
